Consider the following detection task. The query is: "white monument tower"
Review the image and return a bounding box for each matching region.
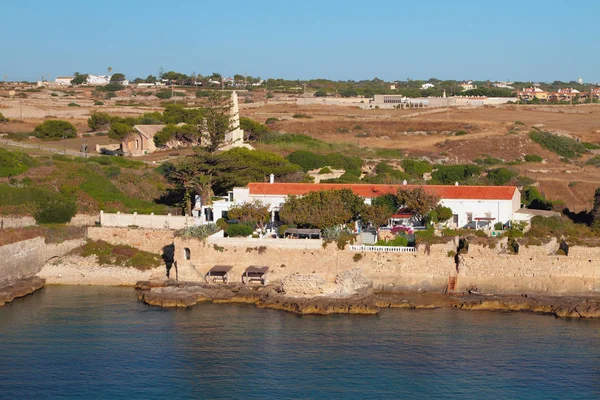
[224,91,244,145]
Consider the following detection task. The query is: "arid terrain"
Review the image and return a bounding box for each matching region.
[1,85,599,211]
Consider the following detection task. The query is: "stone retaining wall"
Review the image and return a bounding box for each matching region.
[87,227,174,255]
[0,237,84,284]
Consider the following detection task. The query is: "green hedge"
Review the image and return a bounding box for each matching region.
[529,131,587,158]
[34,120,77,140]
[226,223,253,237]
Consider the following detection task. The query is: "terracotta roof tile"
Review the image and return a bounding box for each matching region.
[247,183,518,200]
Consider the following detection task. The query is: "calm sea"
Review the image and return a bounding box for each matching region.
[0,286,598,399]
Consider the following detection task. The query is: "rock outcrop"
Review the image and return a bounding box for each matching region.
[0,277,45,307]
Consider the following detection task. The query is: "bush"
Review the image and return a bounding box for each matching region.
[375,235,409,247]
[494,222,504,230]
[529,131,587,158]
[226,223,254,237]
[524,154,543,163]
[455,130,468,136]
[155,90,173,99]
[473,156,502,165]
[431,164,481,184]
[353,253,363,262]
[278,224,289,238]
[67,102,80,107]
[94,100,104,106]
[582,142,600,150]
[586,156,600,168]
[319,167,332,174]
[34,120,77,140]
[0,112,7,123]
[88,112,112,131]
[265,118,279,124]
[0,149,36,177]
[34,200,77,224]
[50,93,59,97]
[487,168,516,185]
[240,117,270,141]
[292,113,311,119]
[402,159,432,178]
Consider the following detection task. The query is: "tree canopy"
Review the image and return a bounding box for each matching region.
[34,120,77,140]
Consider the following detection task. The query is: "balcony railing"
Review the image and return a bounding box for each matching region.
[349,245,416,253]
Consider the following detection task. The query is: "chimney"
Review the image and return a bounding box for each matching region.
[455,182,459,186]
[269,174,274,184]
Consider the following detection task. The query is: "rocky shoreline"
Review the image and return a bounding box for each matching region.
[135,280,600,318]
[0,277,45,307]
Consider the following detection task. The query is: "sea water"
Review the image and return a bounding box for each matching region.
[0,286,598,399]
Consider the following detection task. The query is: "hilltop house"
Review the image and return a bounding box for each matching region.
[516,87,549,102]
[117,91,248,157]
[197,180,521,230]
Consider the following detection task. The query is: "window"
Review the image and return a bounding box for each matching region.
[204,208,214,222]
[466,212,473,223]
[221,211,228,220]
[452,214,459,225]
[184,248,191,260]
[228,192,234,202]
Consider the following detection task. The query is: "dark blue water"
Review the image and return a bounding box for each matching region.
[0,287,599,399]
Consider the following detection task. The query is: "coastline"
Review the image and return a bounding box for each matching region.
[134,280,600,318]
[2,277,600,319]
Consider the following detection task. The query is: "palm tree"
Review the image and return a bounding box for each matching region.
[107,67,112,78]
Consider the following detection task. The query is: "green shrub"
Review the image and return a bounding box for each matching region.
[586,156,600,168]
[455,130,468,136]
[94,100,104,106]
[529,131,587,158]
[375,235,409,247]
[524,154,543,162]
[514,120,525,126]
[50,93,59,97]
[87,112,112,131]
[0,112,7,122]
[292,113,311,119]
[353,253,363,262]
[278,224,289,238]
[0,149,36,177]
[240,117,270,141]
[34,200,77,224]
[67,102,80,107]
[226,223,254,237]
[402,159,432,177]
[487,168,516,185]
[34,120,77,140]
[431,164,481,184]
[265,117,279,124]
[155,90,173,99]
[582,142,600,150]
[494,222,504,230]
[319,167,332,174]
[474,156,502,165]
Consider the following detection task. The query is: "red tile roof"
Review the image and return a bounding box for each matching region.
[247,183,518,200]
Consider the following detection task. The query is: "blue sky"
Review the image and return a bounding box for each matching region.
[2,0,599,83]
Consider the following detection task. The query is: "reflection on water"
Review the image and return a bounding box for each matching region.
[0,286,599,399]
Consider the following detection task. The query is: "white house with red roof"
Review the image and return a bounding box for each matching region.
[198,178,521,230]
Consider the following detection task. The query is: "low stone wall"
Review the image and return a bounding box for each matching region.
[0,216,36,229]
[100,211,198,230]
[79,227,600,296]
[69,214,99,227]
[0,237,85,284]
[87,227,174,255]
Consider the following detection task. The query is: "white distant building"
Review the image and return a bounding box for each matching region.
[54,76,74,86]
[459,82,476,91]
[86,75,111,85]
[421,83,435,90]
[493,81,514,89]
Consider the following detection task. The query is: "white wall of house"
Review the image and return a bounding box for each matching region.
[212,186,521,228]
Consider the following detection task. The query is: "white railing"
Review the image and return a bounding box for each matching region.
[350,245,416,253]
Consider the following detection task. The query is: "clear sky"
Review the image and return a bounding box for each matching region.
[2,0,599,83]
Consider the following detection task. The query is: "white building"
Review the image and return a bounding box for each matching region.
[86,74,111,85]
[421,83,435,90]
[54,76,74,86]
[198,181,521,229]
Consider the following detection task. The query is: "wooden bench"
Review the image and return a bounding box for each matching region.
[205,265,233,284]
[242,266,269,285]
